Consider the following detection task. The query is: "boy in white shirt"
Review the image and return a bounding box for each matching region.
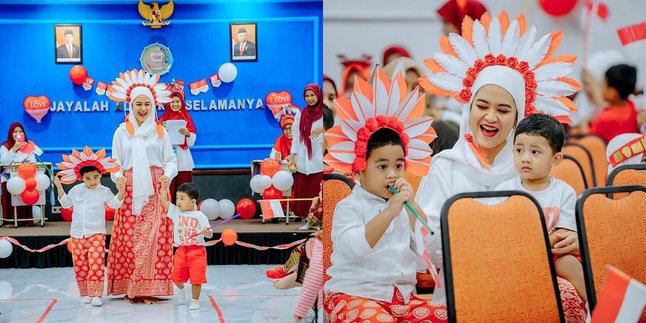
[54,164,125,306]
[496,113,587,302]
[323,68,446,322]
[159,181,212,310]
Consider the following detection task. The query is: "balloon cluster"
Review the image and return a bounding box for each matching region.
[6,163,49,205]
[199,198,235,221]
[250,158,293,199]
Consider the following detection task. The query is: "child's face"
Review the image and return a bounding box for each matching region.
[513,133,562,182]
[602,77,618,103]
[82,170,101,189]
[357,144,405,199]
[176,191,196,212]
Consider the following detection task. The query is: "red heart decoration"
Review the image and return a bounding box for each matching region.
[265,91,292,107]
[23,96,51,123]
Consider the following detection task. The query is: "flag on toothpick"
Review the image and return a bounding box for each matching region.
[591,265,646,323]
[259,200,285,220]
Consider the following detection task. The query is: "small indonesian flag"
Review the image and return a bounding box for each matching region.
[259,200,285,220]
[591,266,646,323]
[82,77,95,91]
[172,79,185,91]
[189,81,201,95]
[198,79,209,93]
[617,20,646,62]
[96,82,108,96]
[210,73,222,88]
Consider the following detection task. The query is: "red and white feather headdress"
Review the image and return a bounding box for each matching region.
[419,11,580,123]
[324,68,436,176]
[56,147,121,184]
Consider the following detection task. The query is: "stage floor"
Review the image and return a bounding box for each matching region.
[0,218,308,237]
[0,265,321,322]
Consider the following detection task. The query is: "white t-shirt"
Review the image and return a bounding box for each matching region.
[325,184,419,303]
[495,176,577,232]
[59,184,124,238]
[166,204,210,246]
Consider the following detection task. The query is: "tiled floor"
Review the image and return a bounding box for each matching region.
[0,265,321,323]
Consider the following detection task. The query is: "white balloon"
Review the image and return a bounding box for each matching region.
[200,199,220,221]
[250,175,264,194]
[0,281,12,299]
[219,63,238,83]
[218,199,235,219]
[6,177,25,195]
[271,171,294,191]
[258,175,272,191]
[0,240,12,258]
[35,173,50,191]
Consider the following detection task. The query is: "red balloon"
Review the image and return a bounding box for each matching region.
[61,207,73,221]
[21,189,39,205]
[69,65,88,85]
[260,158,281,177]
[221,228,237,246]
[105,205,116,221]
[24,178,37,190]
[236,198,257,219]
[262,186,283,200]
[539,0,577,17]
[18,163,37,180]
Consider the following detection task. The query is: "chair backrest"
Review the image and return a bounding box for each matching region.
[321,173,354,285]
[577,135,607,187]
[576,185,646,314]
[551,155,588,195]
[441,191,564,323]
[606,164,646,186]
[563,143,597,187]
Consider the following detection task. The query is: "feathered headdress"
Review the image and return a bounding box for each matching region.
[106,68,170,137]
[56,147,121,184]
[420,11,580,123]
[324,68,436,176]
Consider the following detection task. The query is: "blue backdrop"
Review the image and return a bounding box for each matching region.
[0,0,322,169]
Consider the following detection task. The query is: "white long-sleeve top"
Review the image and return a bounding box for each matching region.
[59,184,124,238]
[290,113,323,175]
[110,127,178,182]
[174,132,196,172]
[325,184,419,303]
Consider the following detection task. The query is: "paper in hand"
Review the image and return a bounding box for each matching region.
[165,120,188,146]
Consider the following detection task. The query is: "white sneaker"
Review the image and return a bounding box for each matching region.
[188,299,200,310]
[299,223,312,230]
[176,286,186,304]
[90,297,102,306]
[80,296,91,304]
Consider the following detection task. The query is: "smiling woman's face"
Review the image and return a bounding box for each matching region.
[469,84,518,151]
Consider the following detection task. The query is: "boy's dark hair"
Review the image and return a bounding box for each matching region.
[79,165,100,176]
[605,64,637,99]
[514,114,564,153]
[366,128,405,160]
[429,120,459,156]
[322,104,334,131]
[177,183,199,200]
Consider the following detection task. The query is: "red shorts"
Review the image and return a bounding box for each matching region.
[172,245,207,284]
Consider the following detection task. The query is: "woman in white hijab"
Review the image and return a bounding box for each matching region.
[106,69,178,304]
[416,12,587,321]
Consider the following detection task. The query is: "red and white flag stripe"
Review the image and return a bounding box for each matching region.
[259,200,285,220]
[591,266,646,323]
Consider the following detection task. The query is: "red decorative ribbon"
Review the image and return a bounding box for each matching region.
[1,236,307,254]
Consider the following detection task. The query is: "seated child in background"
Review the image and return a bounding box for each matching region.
[588,64,639,143]
[496,113,587,302]
[54,164,125,306]
[159,181,212,310]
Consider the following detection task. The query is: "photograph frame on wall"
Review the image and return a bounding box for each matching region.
[54,24,82,64]
[230,22,257,62]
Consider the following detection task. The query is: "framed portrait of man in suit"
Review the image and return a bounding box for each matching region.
[230,23,257,62]
[54,24,82,64]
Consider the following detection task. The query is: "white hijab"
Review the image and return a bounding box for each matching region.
[434,66,526,188]
[120,87,158,215]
